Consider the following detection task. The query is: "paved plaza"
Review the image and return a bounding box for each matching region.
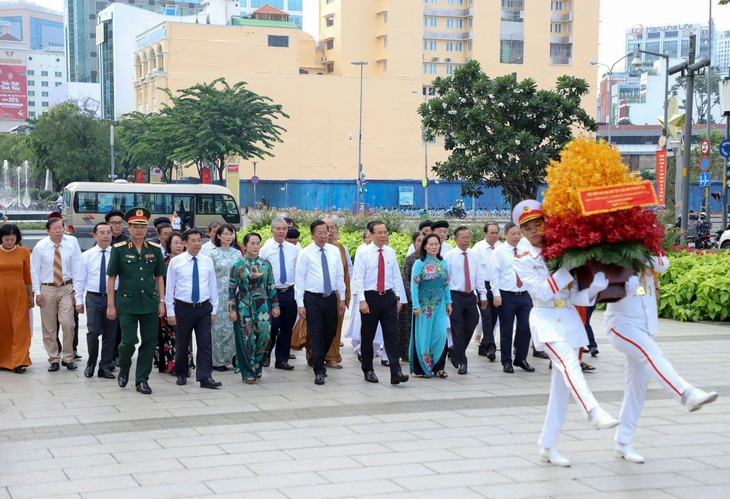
[0,308,729,498]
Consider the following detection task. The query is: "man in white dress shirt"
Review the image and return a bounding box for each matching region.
[165,228,222,389]
[352,221,409,385]
[74,222,118,379]
[473,221,502,360]
[260,217,299,370]
[492,221,534,373]
[295,220,347,385]
[31,212,80,372]
[444,226,486,375]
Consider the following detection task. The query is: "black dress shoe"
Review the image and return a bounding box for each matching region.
[213,365,228,372]
[478,346,488,357]
[502,363,514,373]
[390,371,409,385]
[136,381,152,394]
[176,375,187,386]
[589,347,599,357]
[381,359,390,367]
[97,369,115,379]
[314,373,325,385]
[118,371,129,387]
[63,361,78,371]
[289,353,296,359]
[514,360,536,372]
[275,362,295,370]
[486,348,496,361]
[357,352,362,362]
[532,351,549,359]
[74,351,82,360]
[364,370,379,383]
[262,356,271,368]
[200,378,222,389]
[84,366,94,378]
[457,364,468,375]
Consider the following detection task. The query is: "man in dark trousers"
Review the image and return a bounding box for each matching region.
[106,207,166,395]
[491,222,534,374]
[165,228,221,389]
[443,226,486,375]
[74,222,118,379]
[351,221,409,385]
[473,221,502,360]
[294,220,346,386]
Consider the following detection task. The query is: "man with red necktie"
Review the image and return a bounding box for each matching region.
[351,221,409,385]
[444,226,486,375]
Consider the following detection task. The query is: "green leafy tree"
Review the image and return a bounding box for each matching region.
[28,100,112,189]
[116,112,177,183]
[670,66,722,125]
[161,78,289,182]
[0,133,32,168]
[419,61,597,204]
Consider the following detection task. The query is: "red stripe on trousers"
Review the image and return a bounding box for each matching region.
[610,328,682,396]
[545,343,588,413]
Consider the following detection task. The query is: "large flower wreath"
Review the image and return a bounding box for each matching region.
[540,138,665,273]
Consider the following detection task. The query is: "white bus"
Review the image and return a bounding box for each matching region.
[63,181,241,249]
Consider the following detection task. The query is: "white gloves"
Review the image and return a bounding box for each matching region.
[587,272,609,296]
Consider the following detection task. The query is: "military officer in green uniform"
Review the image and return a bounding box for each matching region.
[106,207,166,395]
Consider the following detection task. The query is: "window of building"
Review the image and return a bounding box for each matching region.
[500,40,524,64]
[429,17,437,27]
[551,24,562,34]
[28,111,35,117]
[326,39,334,50]
[456,19,463,28]
[42,91,48,97]
[28,101,35,107]
[647,32,660,39]
[27,70,34,76]
[430,41,437,50]
[28,91,35,96]
[469,18,472,28]
[41,81,48,87]
[383,12,387,23]
[28,80,34,86]
[55,71,62,77]
[468,41,472,51]
[681,39,689,57]
[326,16,334,27]
[551,1,563,10]
[663,40,678,56]
[268,35,289,48]
[326,62,334,73]
[42,102,49,107]
[455,42,463,51]
[55,82,61,86]
[383,36,387,48]
[445,42,453,51]
[41,70,48,76]
[430,0,437,3]
[446,19,454,28]
[423,63,427,74]
[326,0,334,3]
[289,0,303,9]
[429,64,437,74]
[446,64,454,74]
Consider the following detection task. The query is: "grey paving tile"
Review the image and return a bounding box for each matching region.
[0,469,68,487]
[204,471,328,493]
[317,463,435,483]
[247,455,361,476]
[365,489,486,499]
[177,449,292,469]
[279,479,405,499]
[8,476,138,499]
[665,484,730,498]
[81,482,214,499]
[575,472,700,492]
[392,470,514,491]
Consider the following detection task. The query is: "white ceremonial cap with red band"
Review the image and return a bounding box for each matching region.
[512,200,543,226]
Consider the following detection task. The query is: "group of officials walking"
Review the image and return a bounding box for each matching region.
[20,202,720,468]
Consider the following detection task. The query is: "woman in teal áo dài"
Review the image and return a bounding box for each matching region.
[228,232,279,384]
[410,233,452,378]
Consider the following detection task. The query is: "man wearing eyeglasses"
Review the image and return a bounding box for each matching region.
[105,210,127,244]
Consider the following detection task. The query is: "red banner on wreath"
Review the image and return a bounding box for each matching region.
[655,150,667,207]
[578,181,658,215]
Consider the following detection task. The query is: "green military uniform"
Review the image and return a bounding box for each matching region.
[106,207,165,385]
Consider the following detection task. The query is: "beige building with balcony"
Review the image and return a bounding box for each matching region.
[133,0,599,182]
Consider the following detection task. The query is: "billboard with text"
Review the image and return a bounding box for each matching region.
[0,65,27,120]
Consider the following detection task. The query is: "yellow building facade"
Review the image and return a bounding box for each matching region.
[134,0,599,181]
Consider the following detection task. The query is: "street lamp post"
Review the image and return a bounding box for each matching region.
[590,51,635,144]
[352,61,367,213]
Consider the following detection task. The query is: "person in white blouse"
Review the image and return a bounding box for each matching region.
[31,212,81,372]
[443,226,487,375]
[512,200,619,467]
[200,221,221,257]
[260,217,300,370]
[472,221,502,360]
[74,222,118,379]
[165,228,221,389]
[295,220,347,386]
[491,221,534,374]
[351,221,409,385]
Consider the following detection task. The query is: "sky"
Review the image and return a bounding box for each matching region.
[17,0,730,81]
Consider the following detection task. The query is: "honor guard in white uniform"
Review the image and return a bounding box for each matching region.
[605,254,719,463]
[511,200,619,467]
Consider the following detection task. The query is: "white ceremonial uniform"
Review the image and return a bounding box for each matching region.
[604,255,693,445]
[513,244,604,450]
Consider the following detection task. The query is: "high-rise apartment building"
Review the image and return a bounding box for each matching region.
[0,2,65,131]
[625,23,710,69]
[65,0,205,83]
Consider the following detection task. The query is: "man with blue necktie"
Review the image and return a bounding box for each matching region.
[165,228,221,389]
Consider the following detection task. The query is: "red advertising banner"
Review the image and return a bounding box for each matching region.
[0,64,27,120]
[135,169,144,183]
[201,167,211,184]
[579,181,658,215]
[655,150,667,207]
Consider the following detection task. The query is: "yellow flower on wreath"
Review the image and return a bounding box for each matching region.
[542,137,641,219]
